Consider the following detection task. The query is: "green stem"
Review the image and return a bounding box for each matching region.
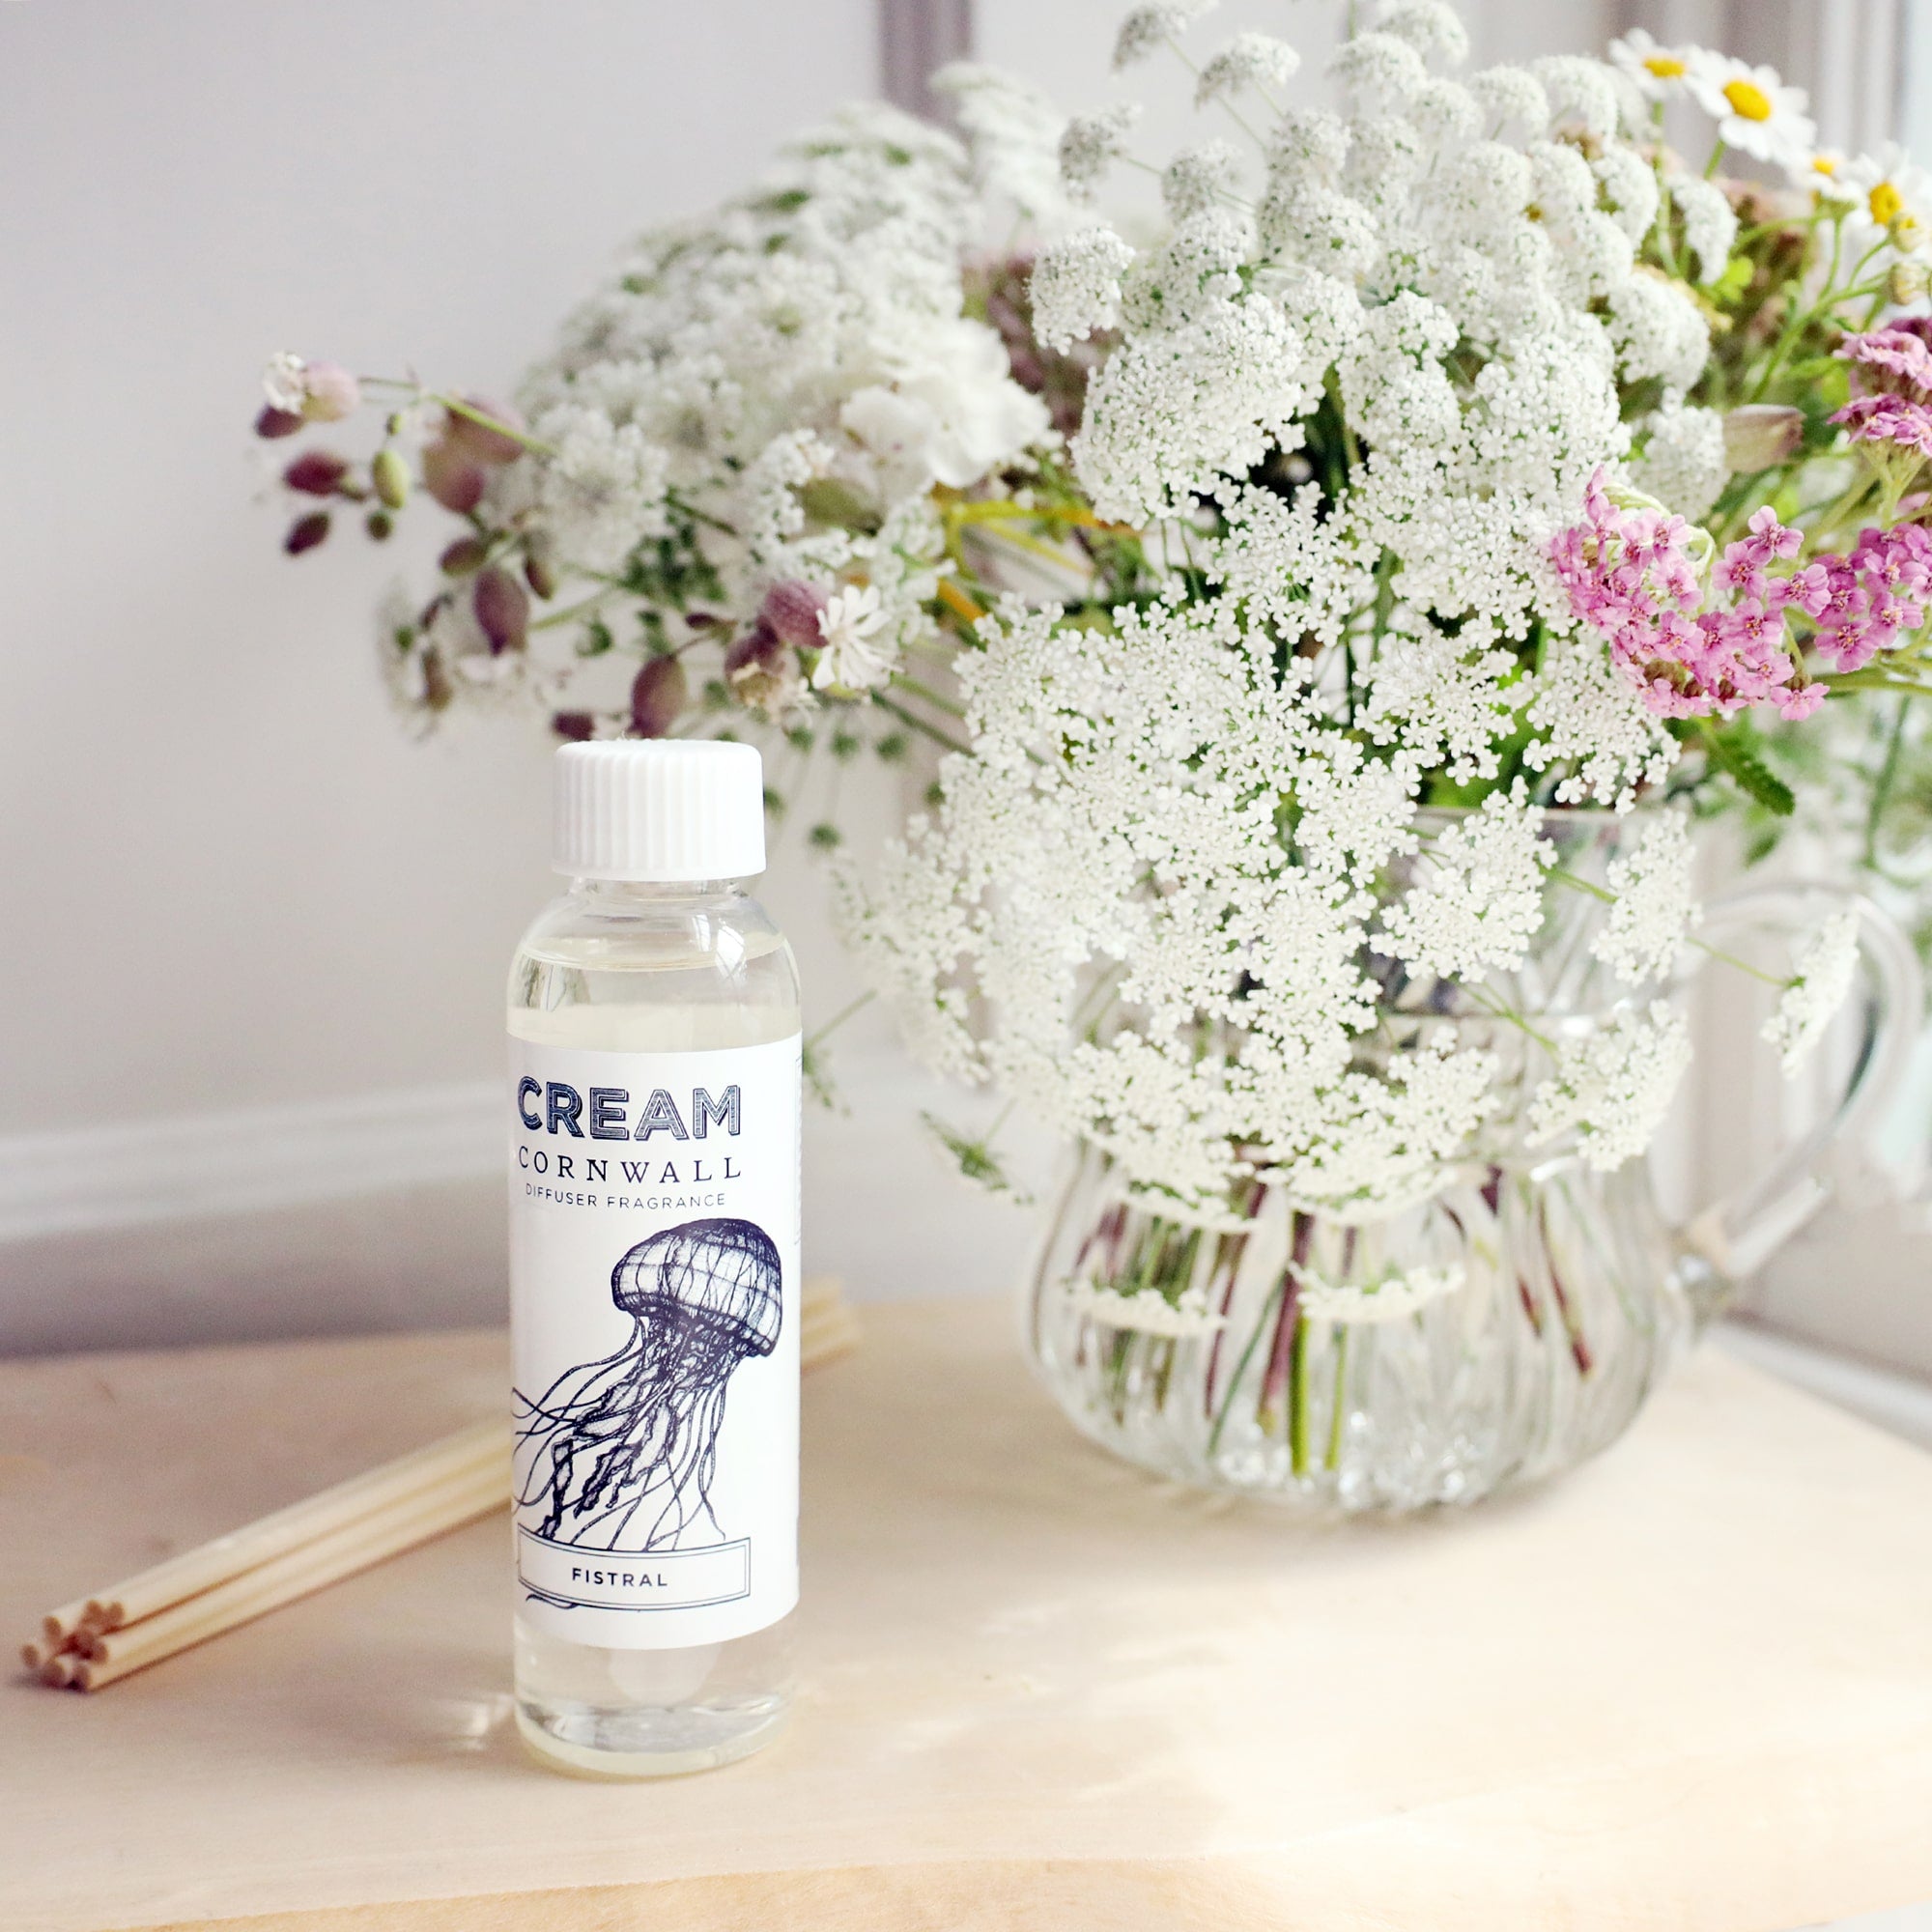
[1462,983,1559,1053]
[1207,1279,1281,1459]
[1864,695,1913,868]
[868,691,970,756]
[1289,1317,1313,1475]
[806,989,875,1053]
[1323,1328,1350,1472]
[889,670,967,718]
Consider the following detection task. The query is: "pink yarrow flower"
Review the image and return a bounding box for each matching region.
[1832,391,1932,459]
[1549,470,1838,722]
[1835,322,1932,401]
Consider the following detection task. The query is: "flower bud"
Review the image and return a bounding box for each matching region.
[1723,404,1804,473]
[440,536,488,577]
[759,579,830,652]
[283,449,349,496]
[298,361,361,422]
[1893,260,1932,303]
[371,446,410,510]
[284,511,330,554]
[365,509,394,541]
[472,566,529,654]
[724,620,783,682]
[444,395,526,466]
[254,404,304,440]
[552,710,596,742]
[630,655,689,737]
[524,549,557,600]
[421,437,486,513]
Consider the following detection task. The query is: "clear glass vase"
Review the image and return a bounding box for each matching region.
[1023,814,1920,1511]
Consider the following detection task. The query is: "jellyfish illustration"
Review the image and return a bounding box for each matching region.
[514,1217,781,1552]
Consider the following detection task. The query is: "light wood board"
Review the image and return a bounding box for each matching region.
[3,1296,1931,1931]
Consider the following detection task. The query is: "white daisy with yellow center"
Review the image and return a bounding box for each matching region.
[1686,53,1816,169]
[1786,148,1854,204]
[1609,28,1696,103]
[1840,144,1932,253]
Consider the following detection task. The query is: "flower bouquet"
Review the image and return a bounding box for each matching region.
[262,1,1929,1508]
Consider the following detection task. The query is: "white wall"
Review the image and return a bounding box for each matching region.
[0,0,1065,1354]
[0,0,876,1135]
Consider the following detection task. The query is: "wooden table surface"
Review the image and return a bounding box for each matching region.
[3,1295,1931,1932]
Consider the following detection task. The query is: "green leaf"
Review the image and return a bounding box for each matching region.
[1706,728,1796,815]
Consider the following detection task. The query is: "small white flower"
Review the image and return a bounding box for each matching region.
[262,352,307,413]
[1609,28,1696,102]
[1529,1001,1690,1172]
[1375,789,1553,981]
[1592,811,1700,985]
[1030,226,1137,354]
[1195,31,1299,108]
[1064,1277,1228,1335]
[1763,911,1861,1075]
[1294,1262,1464,1324]
[1686,52,1815,168]
[1163,140,1242,220]
[1113,0,1215,72]
[811,583,894,693]
[1060,102,1142,201]
[1667,173,1739,284]
[1377,1,1468,71]
[840,318,1049,491]
[1629,398,1727,522]
[531,403,670,574]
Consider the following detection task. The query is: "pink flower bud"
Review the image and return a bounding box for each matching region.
[440,536,488,577]
[758,580,830,651]
[254,404,304,440]
[630,655,689,737]
[283,450,349,497]
[472,566,529,654]
[524,549,557,600]
[421,437,486,513]
[552,710,596,742]
[284,511,330,554]
[724,620,783,681]
[444,395,526,466]
[298,361,361,422]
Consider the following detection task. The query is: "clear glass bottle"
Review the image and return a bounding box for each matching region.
[507,742,801,1777]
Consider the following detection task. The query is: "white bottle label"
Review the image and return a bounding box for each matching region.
[508,1035,800,1649]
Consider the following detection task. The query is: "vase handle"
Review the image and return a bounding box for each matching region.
[1673,881,1922,1294]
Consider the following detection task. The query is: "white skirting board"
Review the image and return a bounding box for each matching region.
[0,1084,501,1244]
[0,1049,1049,1353]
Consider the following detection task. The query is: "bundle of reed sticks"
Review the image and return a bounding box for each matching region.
[24,1275,861,1690]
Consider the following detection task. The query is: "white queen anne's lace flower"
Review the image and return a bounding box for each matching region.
[1196,32,1299,107]
[1529,1001,1690,1171]
[1030,226,1137,353]
[1763,911,1861,1074]
[1064,1278,1229,1334]
[1376,789,1553,981]
[1060,103,1143,201]
[1114,0,1216,71]
[1592,811,1699,985]
[1294,1262,1464,1324]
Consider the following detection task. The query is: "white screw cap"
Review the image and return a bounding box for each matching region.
[553,741,766,882]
